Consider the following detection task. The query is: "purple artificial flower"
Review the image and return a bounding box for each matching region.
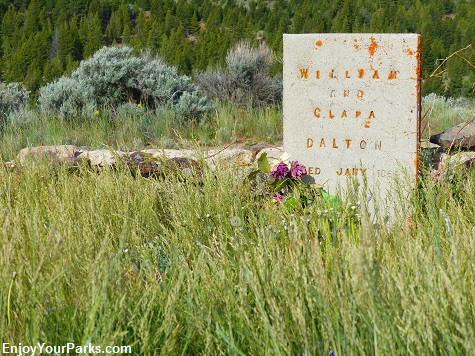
[270,162,290,179]
[272,193,284,201]
[290,161,307,179]
[271,193,284,205]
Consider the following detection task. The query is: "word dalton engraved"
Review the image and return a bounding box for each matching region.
[283,34,421,202]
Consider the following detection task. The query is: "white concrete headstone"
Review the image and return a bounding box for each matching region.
[283,33,421,202]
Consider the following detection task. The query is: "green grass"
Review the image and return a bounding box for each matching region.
[0,103,282,161]
[1,98,475,354]
[1,95,474,162]
[1,158,475,354]
[422,94,475,138]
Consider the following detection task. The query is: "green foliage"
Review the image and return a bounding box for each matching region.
[197,42,282,106]
[0,82,30,118]
[38,46,210,118]
[0,0,473,96]
[2,143,475,353]
[0,97,475,353]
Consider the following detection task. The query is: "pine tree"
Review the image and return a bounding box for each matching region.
[83,13,104,58]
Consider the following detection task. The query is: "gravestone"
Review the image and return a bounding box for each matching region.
[283,34,421,203]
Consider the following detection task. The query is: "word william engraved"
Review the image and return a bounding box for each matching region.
[283,34,421,201]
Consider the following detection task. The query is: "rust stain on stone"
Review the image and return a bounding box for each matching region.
[316,40,322,47]
[368,37,378,56]
[415,35,422,178]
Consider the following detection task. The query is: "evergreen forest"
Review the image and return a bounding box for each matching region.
[0,0,474,97]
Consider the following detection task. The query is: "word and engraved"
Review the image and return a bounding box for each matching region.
[283,34,420,198]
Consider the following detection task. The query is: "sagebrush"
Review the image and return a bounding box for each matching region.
[197,42,282,106]
[39,46,211,118]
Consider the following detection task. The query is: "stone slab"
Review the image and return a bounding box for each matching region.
[283,33,421,202]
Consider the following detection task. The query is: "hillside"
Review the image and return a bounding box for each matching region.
[0,0,474,96]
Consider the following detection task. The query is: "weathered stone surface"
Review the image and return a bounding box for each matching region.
[17,145,82,165]
[78,149,125,167]
[440,151,475,170]
[11,144,287,174]
[254,147,288,167]
[283,34,421,198]
[429,119,475,149]
[125,151,163,176]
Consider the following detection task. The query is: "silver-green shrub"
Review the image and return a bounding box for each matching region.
[39,46,210,118]
[197,42,282,106]
[0,83,30,117]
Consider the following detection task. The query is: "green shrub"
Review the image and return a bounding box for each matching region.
[38,46,211,118]
[197,42,282,106]
[0,83,30,118]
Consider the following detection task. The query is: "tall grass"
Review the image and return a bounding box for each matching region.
[1,157,475,354]
[422,94,475,137]
[1,99,475,353]
[0,103,282,161]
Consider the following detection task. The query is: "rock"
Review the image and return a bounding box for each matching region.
[445,151,475,170]
[125,151,162,176]
[165,157,202,175]
[17,145,82,165]
[254,146,287,167]
[12,144,290,175]
[78,149,125,167]
[204,148,254,169]
[142,149,198,161]
[420,147,446,171]
[430,119,475,149]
